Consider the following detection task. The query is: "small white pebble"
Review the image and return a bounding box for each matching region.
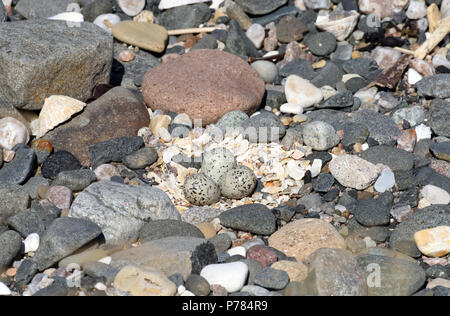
[362,143,369,150]
[24,233,40,253]
[408,68,423,85]
[415,124,432,141]
[95,282,107,291]
[227,246,246,257]
[309,159,322,178]
[0,282,11,296]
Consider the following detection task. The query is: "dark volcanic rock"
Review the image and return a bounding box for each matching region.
[88,136,144,168]
[219,204,277,235]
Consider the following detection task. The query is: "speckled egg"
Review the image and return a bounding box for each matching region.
[220,166,257,199]
[183,173,221,206]
[201,147,237,184]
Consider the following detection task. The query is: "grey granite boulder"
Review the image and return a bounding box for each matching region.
[0,20,112,110]
[69,181,180,244]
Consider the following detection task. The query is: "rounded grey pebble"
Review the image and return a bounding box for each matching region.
[201,147,236,184]
[217,111,249,132]
[183,173,221,206]
[185,274,211,296]
[122,147,158,170]
[220,165,257,199]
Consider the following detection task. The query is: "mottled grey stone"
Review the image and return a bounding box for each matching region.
[69,181,180,244]
[0,20,112,110]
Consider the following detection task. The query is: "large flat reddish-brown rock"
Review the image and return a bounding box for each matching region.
[41,87,149,162]
[141,49,265,126]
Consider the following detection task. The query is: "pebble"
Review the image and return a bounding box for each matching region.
[0,230,22,270]
[251,61,278,83]
[235,0,288,15]
[246,245,278,268]
[185,274,211,297]
[302,121,340,151]
[93,164,120,181]
[0,117,30,150]
[0,145,36,185]
[200,262,249,293]
[329,154,380,190]
[429,99,450,137]
[142,49,264,127]
[285,75,324,109]
[271,260,308,283]
[88,136,144,169]
[70,181,179,243]
[41,151,81,180]
[112,21,167,53]
[374,168,396,193]
[408,68,423,85]
[219,204,277,235]
[356,252,426,296]
[304,32,337,56]
[24,233,40,253]
[406,0,427,19]
[360,145,414,171]
[420,184,450,205]
[139,219,204,243]
[52,169,97,192]
[220,165,257,200]
[268,218,345,261]
[244,111,287,143]
[254,267,289,290]
[46,186,73,210]
[276,16,308,43]
[416,74,450,99]
[227,246,246,257]
[430,142,450,162]
[246,24,265,49]
[122,147,158,169]
[33,217,102,271]
[114,266,176,296]
[414,226,450,257]
[313,173,335,193]
[183,174,221,206]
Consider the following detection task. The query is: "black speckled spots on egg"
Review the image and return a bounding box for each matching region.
[183,173,221,206]
[220,165,257,199]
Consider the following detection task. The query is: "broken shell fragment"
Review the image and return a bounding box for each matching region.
[37,96,87,138]
[315,10,360,41]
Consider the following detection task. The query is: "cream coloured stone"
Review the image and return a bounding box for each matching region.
[414,226,450,257]
[285,75,323,108]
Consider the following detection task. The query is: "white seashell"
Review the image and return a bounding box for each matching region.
[159,0,210,10]
[117,0,146,16]
[0,117,30,150]
[315,10,360,41]
[24,233,40,253]
[37,96,87,138]
[287,160,305,180]
[93,14,121,33]
[48,12,84,23]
